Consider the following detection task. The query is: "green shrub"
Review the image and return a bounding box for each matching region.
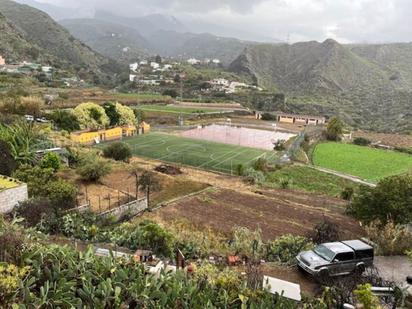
[365,220,412,255]
[252,158,268,172]
[325,117,343,141]
[77,154,111,182]
[349,175,412,224]
[235,164,245,176]
[266,234,314,266]
[40,152,61,172]
[46,179,77,209]
[17,198,57,227]
[0,139,16,176]
[50,110,80,132]
[340,186,354,200]
[13,165,56,197]
[309,220,340,244]
[353,137,371,146]
[103,142,132,162]
[354,284,380,309]
[244,168,265,185]
[232,227,265,260]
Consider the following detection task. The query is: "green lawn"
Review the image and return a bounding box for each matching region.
[114,93,171,101]
[102,133,277,174]
[265,165,358,197]
[135,105,222,114]
[313,142,412,182]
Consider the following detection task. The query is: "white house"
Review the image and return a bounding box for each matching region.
[41,66,52,73]
[150,62,160,69]
[0,55,5,66]
[129,62,139,72]
[140,60,148,65]
[212,59,221,64]
[187,58,200,65]
[163,64,172,70]
[210,78,230,87]
[129,74,137,82]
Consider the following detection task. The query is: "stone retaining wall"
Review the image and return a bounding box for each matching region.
[0,184,28,213]
[99,198,148,220]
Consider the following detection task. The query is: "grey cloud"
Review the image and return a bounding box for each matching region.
[40,0,412,43]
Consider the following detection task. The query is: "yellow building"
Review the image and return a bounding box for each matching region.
[71,126,136,145]
[139,121,150,134]
[122,125,137,137]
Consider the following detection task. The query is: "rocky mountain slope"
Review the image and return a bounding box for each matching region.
[230,39,412,132]
[0,0,123,84]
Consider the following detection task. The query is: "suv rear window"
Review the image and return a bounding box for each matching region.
[356,249,374,259]
[335,252,355,261]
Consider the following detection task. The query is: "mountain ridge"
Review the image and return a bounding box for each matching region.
[0,0,124,83]
[230,39,412,132]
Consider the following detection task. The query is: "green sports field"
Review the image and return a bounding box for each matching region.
[313,142,412,182]
[112,133,278,174]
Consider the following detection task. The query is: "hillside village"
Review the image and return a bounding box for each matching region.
[0,0,412,308]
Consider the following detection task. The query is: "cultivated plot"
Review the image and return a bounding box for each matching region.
[117,133,278,174]
[313,142,412,182]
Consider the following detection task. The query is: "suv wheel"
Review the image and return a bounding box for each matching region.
[318,268,329,280]
[354,264,365,275]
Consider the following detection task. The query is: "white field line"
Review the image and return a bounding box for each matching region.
[197,146,244,168]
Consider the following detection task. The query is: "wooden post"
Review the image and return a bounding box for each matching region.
[85,185,88,202]
[108,194,111,210]
[99,196,101,212]
[118,190,120,207]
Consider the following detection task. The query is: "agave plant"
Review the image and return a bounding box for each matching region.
[0,120,50,165]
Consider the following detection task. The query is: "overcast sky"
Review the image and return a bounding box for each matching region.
[36,0,412,43]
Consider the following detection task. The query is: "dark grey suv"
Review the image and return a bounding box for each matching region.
[296,240,374,278]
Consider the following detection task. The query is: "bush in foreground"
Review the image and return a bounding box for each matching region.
[77,154,111,182]
[103,142,132,162]
[266,234,314,266]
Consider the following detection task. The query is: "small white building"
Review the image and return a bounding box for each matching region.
[210,78,230,87]
[41,66,52,73]
[163,64,172,70]
[187,58,200,65]
[129,74,137,82]
[140,60,148,65]
[0,55,5,66]
[150,62,160,69]
[212,59,221,64]
[129,62,139,72]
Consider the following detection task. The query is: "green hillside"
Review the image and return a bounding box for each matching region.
[0,0,125,84]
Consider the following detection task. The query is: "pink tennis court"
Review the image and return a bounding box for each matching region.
[179,124,296,150]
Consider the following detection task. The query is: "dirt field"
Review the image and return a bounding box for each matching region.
[148,188,364,240]
[353,131,412,148]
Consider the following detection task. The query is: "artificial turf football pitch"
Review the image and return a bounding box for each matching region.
[111,132,278,174]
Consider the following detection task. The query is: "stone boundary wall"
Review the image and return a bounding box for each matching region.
[0,184,28,213]
[99,198,148,220]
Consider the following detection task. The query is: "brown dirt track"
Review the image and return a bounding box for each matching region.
[150,188,364,241]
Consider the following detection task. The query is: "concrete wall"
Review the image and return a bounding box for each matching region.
[99,198,148,220]
[0,184,28,213]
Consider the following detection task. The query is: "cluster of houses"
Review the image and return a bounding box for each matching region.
[206,78,262,94]
[129,60,174,84]
[0,55,53,77]
[187,58,221,66]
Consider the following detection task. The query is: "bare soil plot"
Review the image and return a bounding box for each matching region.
[151,188,364,240]
[353,131,412,148]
